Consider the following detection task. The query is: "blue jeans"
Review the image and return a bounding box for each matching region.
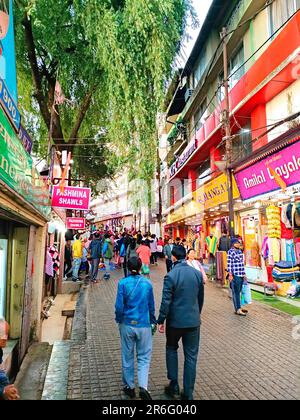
[166,325,200,400]
[231,275,244,311]
[104,258,111,276]
[72,258,82,280]
[119,324,152,390]
[91,258,100,280]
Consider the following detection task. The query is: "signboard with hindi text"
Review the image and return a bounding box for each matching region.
[0,107,50,218]
[52,186,91,210]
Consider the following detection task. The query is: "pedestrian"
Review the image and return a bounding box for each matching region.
[157,237,164,258]
[115,257,156,400]
[72,233,83,283]
[81,238,90,277]
[126,237,139,261]
[227,238,248,316]
[0,319,20,400]
[64,240,73,280]
[136,240,151,276]
[182,239,188,252]
[175,237,181,247]
[149,234,158,265]
[218,231,231,252]
[89,232,102,283]
[186,249,207,284]
[102,233,114,280]
[157,246,204,400]
[164,238,174,273]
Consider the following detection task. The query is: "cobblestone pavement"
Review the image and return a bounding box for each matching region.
[67,262,300,400]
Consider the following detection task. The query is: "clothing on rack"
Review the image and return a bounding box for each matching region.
[49,245,60,272]
[216,251,227,285]
[206,236,217,256]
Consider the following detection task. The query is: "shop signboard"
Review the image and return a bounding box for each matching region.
[0,1,18,104]
[169,138,198,177]
[66,217,86,230]
[235,140,300,200]
[52,186,91,210]
[0,77,20,131]
[195,173,240,210]
[0,107,50,218]
[166,200,203,225]
[18,124,33,154]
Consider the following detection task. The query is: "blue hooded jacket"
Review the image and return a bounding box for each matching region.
[115,275,156,327]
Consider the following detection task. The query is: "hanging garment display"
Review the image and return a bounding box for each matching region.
[266,205,281,239]
[261,236,269,260]
[281,204,292,229]
[280,221,293,240]
[49,245,60,272]
[216,251,227,285]
[268,238,281,264]
[206,235,217,256]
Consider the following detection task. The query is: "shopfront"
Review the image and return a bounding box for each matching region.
[234,133,300,295]
[0,103,50,364]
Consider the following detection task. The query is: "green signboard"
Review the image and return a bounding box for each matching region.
[0,107,50,219]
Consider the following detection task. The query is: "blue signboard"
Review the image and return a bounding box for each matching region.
[0,0,17,104]
[0,77,20,131]
[18,124,33,154]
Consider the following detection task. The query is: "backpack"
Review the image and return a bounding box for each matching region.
[104,240,113,259]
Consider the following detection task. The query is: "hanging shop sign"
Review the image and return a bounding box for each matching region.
[18,124,33,154]
[52,186,91,210]
[66,217,86,230]
[0,77,20,131]
[195,173,240,210]
[0,107,50,218]
[235,139,300,201]
[169,138,198,177]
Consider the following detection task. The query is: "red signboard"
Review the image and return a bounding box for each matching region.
[66,217,86,230]
[52,186,91,210]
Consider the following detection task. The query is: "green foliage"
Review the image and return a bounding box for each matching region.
[15,0,195,203]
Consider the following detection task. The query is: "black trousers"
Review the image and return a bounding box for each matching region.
[166,259,173,272]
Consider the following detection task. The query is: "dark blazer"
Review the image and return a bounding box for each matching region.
[157,260,204,328]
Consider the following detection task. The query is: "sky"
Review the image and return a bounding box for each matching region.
[178,0,213,67]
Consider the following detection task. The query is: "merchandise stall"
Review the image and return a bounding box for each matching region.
[234,133,300,296]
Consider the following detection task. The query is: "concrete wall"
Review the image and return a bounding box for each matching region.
[266,78,300,142]
[29,224,47,343]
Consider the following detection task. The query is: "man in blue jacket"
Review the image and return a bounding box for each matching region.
[157,246,204,401]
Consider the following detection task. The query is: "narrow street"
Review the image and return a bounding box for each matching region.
[65,262,299,401]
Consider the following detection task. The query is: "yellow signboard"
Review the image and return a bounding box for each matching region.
[195,173,240,210]
[166,200,203,225]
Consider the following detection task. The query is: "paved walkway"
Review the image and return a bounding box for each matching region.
[67,262,300,400]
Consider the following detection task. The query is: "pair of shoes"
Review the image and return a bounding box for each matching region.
[164,382,180,398]
[72,278,79,282]
[180,392,193,400]
[123,386,136,399]
[235,309,247,316]
[139,387,152,400]
[241,308,248,313]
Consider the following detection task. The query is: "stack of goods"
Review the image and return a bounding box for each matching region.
[272,261,300,282]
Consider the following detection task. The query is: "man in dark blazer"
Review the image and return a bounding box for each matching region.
[157,246,204,400]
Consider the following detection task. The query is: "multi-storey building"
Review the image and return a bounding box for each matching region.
[160,0,300,284]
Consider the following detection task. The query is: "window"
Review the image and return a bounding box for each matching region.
[232,124,252,162]
[218,44,245,102]
[193,100,207,135]
[193,47,207,88]
[269,0,300,35]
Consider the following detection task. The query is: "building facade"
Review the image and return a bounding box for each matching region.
[160,0,300,286]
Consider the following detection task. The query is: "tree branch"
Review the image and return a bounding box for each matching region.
[67,86,96,145]
[22,13,51,127]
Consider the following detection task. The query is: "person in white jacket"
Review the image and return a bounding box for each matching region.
[186,249,207,284]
